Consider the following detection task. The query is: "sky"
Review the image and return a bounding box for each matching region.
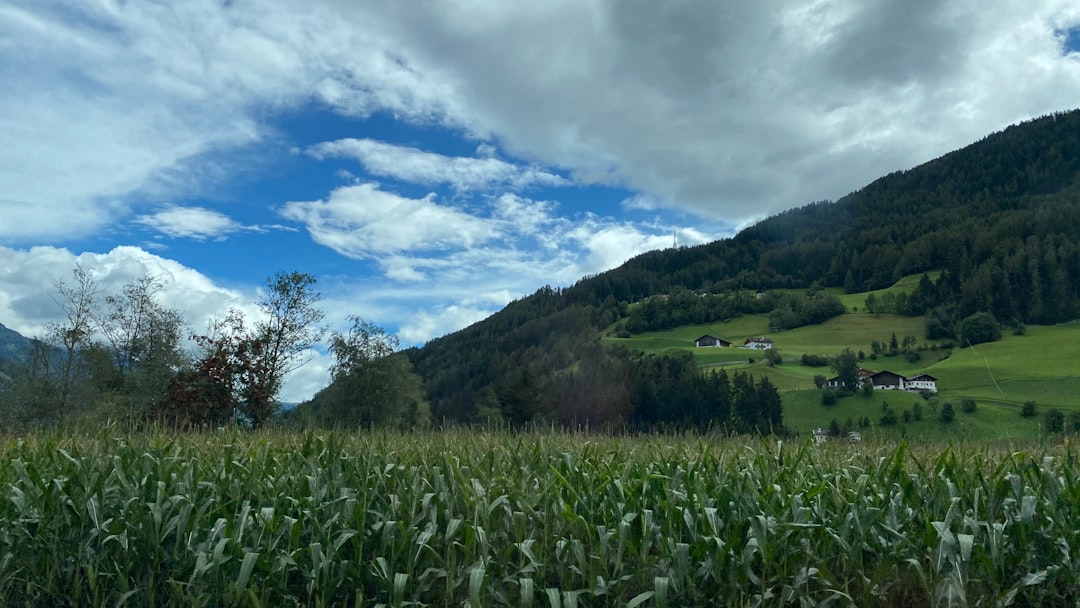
[1,1,1079,402]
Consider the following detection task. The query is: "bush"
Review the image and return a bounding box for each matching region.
[765,349,782,366]
[1069,411,1080,434]
[957,312,1001,347]
[880,409,898,426]
[821,389,838,406]
[801,353,830,367]
[913,402,923,421]
[960,398,977,413]
[1045,409,1065,433]
[940,402,955,423]
[1021,401,1037,417]
[813,374,827,389]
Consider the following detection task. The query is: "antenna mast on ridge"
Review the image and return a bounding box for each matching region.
[673,228,677,248]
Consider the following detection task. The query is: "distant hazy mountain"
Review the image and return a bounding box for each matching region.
[0,321,31,363]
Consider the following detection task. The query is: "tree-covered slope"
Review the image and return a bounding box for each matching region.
[408,110,1080,423]
[0,322,32,381]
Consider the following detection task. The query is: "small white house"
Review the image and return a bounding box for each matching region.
[905,374,938,393]
[743,337,774,350]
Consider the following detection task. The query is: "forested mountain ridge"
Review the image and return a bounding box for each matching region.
[0,322,32,382]
[406,110,1080,424]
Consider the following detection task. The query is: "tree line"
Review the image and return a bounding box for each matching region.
[0,267,429,431]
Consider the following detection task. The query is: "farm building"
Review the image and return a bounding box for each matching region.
[694,335,732,348]
[825,369,938,393]
[743,337,774,350]
[905,374,938,392]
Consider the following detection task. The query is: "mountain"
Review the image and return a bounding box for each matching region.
[402,109,1080,426]
[0,321,33,381]
[0,322,31,361]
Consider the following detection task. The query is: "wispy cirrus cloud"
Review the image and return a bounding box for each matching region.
[307,138,568,191]
[134,205,243,240]
[133,205,294,241]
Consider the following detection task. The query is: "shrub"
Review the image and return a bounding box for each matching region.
[765,348,782,366]
[880,409,898,426]
[957,312,1001,347]
[913,402,923,421]
[801,353,830,367]
[940,402,955,423]
[821,389,838,406]
[1069,411,1080,434]
[1045,409,1064,433]
[813,374,827,389]
[960,398,977,413]
[1021,401,1037,417]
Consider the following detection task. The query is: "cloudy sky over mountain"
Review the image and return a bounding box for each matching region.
[2,0,1079,401]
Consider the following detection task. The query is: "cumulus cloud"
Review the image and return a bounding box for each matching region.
[307,139,567,191]
[351,0,1080,218]
[282,186,726,343]
[0,0,473,242]
[4,0,1079,240]
[279,183,497,256]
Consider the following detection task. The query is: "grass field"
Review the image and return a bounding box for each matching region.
[2,429,1080,606]
[607,307,1079,440]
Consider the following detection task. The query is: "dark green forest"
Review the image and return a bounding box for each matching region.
[406,110,1080,427]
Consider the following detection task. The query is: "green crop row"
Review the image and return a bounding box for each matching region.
[1,430,1078,607]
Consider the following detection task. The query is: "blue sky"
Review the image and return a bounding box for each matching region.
[1,0,1079,401]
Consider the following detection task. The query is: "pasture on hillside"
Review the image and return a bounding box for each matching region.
[1,429,1079,607]
[609,309,1079,440]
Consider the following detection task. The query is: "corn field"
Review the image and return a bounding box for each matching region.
[1,430,1079,607]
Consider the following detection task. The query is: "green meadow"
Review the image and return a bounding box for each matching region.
[607,281,1080,440]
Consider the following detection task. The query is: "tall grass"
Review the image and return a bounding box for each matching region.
[1,429,1078,606]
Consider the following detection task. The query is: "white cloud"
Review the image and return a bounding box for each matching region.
[134,205,242,240]
[0,244,328,401]
[279,183,497,257]
[346,0,1080,218]
[4,0,1078,241]
[307,138,567,191]
[284,189,727,343]
[132,205,293,240]
[0,245,260,337]
[398,305,496,344]
[0,0,474,241]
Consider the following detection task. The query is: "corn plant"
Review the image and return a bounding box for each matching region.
[0,430,1078,606]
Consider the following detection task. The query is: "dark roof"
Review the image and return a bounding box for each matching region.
[907,374,938,381]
